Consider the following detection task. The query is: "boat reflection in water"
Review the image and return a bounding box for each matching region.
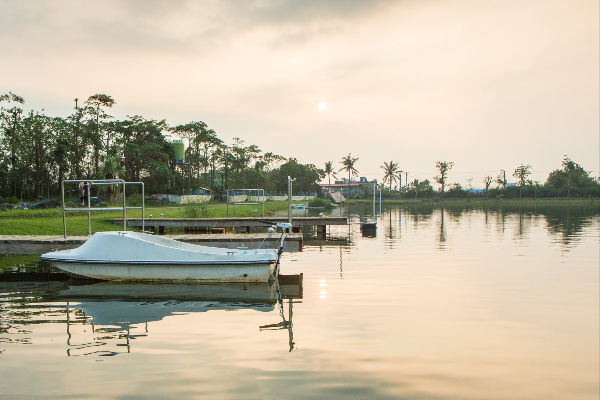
[60,275,303,355]
[0,273,302,356]
[62,281,278,327]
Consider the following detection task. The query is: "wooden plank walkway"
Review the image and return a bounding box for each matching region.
[0,233,303,255]
[117,216,347,228]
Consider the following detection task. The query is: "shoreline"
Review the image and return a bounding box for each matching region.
[0,199,598,237]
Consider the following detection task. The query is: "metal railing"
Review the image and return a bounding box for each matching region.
[61,179,145,239]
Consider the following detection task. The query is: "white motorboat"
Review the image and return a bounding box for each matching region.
[41,224,291,283]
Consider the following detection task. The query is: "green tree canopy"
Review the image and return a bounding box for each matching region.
[0,92,25,197]
[545,157,599,197]
[272,158,325,193]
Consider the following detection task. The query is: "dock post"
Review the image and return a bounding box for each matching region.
[288,176,296,232]
[61,181,67,240]
[317,225,327,240]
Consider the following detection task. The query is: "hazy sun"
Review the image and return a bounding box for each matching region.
[318,102,327,111]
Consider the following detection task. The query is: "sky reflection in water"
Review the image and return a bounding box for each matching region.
[1,205,598,399]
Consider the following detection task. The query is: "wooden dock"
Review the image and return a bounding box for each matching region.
[0,233,303,255]
[116,216,346,236]
[117,216,346,229]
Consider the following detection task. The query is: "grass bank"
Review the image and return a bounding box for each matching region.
[0,200,297,236]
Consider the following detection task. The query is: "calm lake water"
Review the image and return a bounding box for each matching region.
[1,204,599,399]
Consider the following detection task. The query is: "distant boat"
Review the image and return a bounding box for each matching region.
[293,204,308,209]
[41,224,291,283]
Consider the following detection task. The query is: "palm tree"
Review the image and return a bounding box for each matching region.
[381,161,401,191]
[324,161,337,194]
[339,153,359,199]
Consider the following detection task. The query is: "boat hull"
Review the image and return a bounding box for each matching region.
[52,261,277,283]
[41,231,281,283]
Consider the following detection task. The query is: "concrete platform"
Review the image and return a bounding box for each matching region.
[0,233,303,255]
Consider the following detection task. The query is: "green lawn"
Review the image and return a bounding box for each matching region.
[0,201,295,236]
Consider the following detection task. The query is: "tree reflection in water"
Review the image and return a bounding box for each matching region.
[344,202,598,251]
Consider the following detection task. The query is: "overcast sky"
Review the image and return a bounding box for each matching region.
[1,0,598,187]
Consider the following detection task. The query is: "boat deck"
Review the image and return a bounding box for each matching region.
[0,233,303,255]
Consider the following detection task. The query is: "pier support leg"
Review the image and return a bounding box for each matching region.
[317,225,327,240]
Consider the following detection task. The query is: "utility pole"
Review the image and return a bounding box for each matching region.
[567,157,571,198]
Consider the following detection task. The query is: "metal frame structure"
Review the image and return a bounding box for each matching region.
[61,179,145,239]
[226,189,265,218]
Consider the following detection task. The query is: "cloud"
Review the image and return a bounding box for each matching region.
[0,0,597,184]
[0,0,399,55]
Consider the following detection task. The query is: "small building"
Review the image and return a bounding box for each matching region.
[319,177,374,199]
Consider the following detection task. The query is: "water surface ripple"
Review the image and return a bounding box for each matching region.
[1,205,598,399]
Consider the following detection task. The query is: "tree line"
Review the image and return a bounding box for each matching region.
[1,92,598,203]
[376,158,599,199]
[0,92,324,202]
